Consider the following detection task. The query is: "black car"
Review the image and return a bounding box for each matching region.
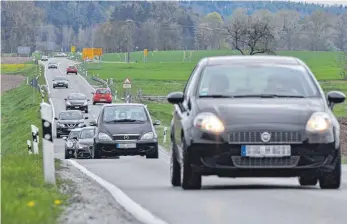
[75,126,96,159]
[167,55,346,190]
[65,93,89,113]
[90,103,161,159]
[52,76,68,88]
[63,128,82,159]
[55,110,88,138]
[48,62,58,69]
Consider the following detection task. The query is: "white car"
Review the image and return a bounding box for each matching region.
[41,55,48,61]
[56,52,67,57]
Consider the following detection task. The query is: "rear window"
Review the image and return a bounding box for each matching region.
[69,66,76,69]
[96,89,110,94]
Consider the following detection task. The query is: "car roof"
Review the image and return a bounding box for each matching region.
[68,92,85,96]
[202,55,302,66]
[70,128,82,132]
[81,126,96,131]
[60,110,82,114]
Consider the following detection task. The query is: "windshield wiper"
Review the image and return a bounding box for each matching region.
[105,119,144,123]
[199,95,234,98]
[233,94,305,98]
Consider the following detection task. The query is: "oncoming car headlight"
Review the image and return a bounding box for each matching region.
[193,112,225,133]
[306,112,332,133]
[98,132,112,141]
[66,101,71,105]
[141,132,155,140]
[78,123,85,127]
[66,141,74,148]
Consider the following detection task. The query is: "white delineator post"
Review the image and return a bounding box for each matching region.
[163,127,167,144]
[31,125,39,154]
[40,102,56,185]
[27,140,32,155]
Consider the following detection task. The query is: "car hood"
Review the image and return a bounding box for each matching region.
[102,122,153,135]
[78,139,93,145]
[67,100,87,104]
[195,98,326,126]
[57,119,84,124]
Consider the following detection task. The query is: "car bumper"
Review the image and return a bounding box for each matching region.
[76,146,93,158]
[53,83,67,87]
[65,147,76,155]
[94,99,112,103]
[187,142,339,177]
[94,139,158,156]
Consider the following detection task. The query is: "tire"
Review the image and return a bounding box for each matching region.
[57,132,61,138]
[298,175,318,186]
[170,143,181,186]
[146,147,158,159]
[64,149,70,159]
[180,137,202,190]
[66,86,68,88]
[85,108,88,113]
[93,102,96,105]
[319,152,341,189]
[93,145,101,159]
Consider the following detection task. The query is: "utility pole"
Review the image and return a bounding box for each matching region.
[125,19,133,64]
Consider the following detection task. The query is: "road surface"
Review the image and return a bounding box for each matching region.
[44,58,347,224]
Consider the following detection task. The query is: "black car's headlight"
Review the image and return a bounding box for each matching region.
[78,123,85,128]
[66,141,74,148]
[140,132,156,140]
[305,112,332,133]
[66,101,71,105]
[193,112,225,134]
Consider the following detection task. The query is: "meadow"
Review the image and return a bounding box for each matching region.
[1,63,65,224]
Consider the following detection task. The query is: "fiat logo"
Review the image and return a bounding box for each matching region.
[261,132,271,142]
[124,135,129,140]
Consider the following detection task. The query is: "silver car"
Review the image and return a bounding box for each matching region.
[75,126,96,159]
[63,128,82,159]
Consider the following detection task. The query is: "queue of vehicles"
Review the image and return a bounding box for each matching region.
[46,55,346,190]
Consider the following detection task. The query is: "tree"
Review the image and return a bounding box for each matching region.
[225,8,276,55]
[333,11,347,51]
[274,10,301,50]
[337,51,347,80]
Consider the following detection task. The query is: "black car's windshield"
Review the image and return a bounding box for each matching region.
[80,129,95,139]
[54,76,67,81]
[68,131,80,139]
[197,64,319,98]
[68,93,86,100]
[103,105,148,123]
[59,111,83,120]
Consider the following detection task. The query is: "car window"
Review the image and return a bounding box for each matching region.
[102,105,148,122]
[68,94,86,100]
[68,131,80,139]
[59,111,83,120]
[79,129,95,139]
[69,66,75,68]
[96,89,110,94]
[197,64,320,97]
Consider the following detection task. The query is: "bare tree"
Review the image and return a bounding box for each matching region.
[274,10,301,50]
[225,8,276,55]
[334,11,347,51]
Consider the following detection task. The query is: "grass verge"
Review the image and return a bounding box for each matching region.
[1,66,66,224]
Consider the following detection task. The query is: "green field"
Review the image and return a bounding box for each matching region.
[84,50,347,148]
[1,65,65,224]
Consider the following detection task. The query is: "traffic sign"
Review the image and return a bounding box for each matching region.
[123,77,131,89]
[93,48,103,56]
[71,46,76,53]
[144,49,148,56]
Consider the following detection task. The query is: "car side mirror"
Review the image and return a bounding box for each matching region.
[54,117,58,120]
[84,116,89,119]
[72,137,78,140]
[87,99,90,101]
[327,91,346,110]
[89,120,97,126]
[167,92,184,104]
[153,120,161,126]
[62,136,67,140]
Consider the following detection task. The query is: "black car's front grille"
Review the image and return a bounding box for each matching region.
[112,134,140,141]
[231,156,300,168]
[229,131,302,144]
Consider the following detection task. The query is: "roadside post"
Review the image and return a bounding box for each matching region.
[27,140,32,155]
[123,77,132,103]
[163,127,167,144]
[40,102,56,185]
[31,125,39,154]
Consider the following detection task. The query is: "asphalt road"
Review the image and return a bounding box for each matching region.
[44,58,347,224]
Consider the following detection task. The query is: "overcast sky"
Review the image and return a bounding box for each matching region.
[277,0,347,5]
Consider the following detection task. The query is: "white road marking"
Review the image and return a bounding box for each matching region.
[68,160,169,224]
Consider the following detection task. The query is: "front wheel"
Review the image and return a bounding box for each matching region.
[64,149,70,159]
[57,132,60,138]
[93,145,101,159]
[298,175,318,186]
[85,108,88,113]
[146,148,158,159]
[319,152,341,189]
[93,101,96,105]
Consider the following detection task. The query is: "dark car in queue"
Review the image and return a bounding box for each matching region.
[55,110,88,138]
[52,76,68,88]
[63,128,82,159]
[75,126,96,159]
[65,92,89,113]
[167,55,346,190]
[90,103,161,159]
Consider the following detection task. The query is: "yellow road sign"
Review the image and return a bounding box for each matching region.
[144,49,148,57]
[82,48,94,60]
[71,46,76,53]
[93,48,103,56]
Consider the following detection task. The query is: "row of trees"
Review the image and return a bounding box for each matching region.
[1,1,347,54]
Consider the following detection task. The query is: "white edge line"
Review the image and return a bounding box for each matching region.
[68,160,169,224]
